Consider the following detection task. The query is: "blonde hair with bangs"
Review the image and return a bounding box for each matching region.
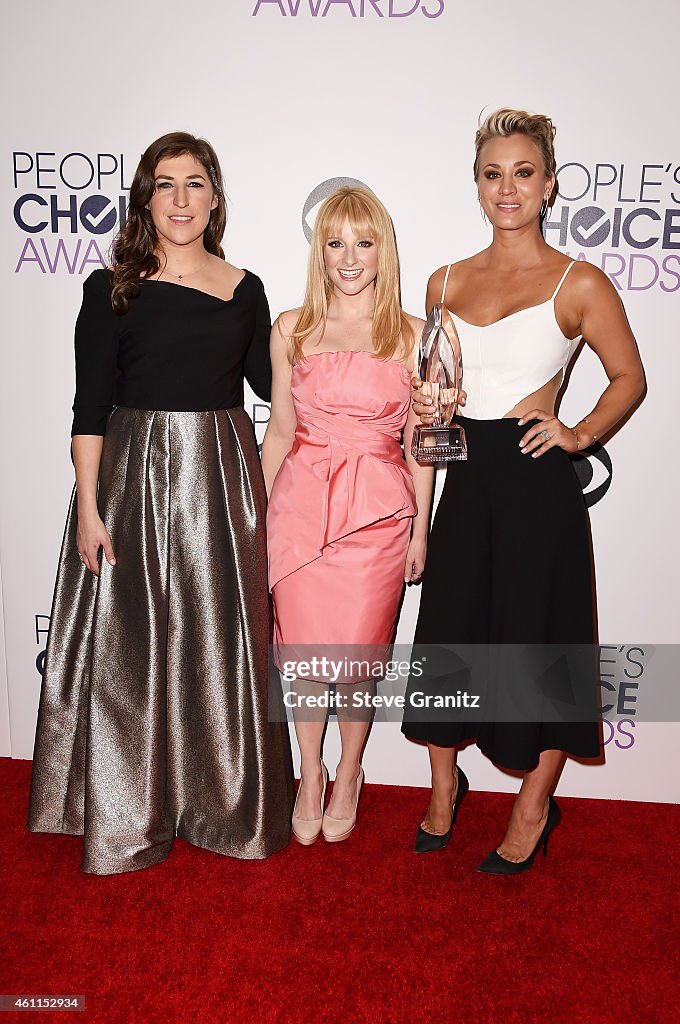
[290,187,414,364]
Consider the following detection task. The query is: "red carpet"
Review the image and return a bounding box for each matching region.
[2,757,678,1024]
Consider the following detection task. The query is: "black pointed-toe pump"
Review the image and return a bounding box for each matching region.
[476,795,561,875]
[415,767,469,854]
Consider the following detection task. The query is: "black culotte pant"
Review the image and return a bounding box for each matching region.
[402,416,601,771]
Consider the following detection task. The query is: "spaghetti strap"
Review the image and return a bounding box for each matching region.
[551,261,576,300]
[441,263,453,305]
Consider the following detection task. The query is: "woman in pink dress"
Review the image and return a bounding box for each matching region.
[262,187,429,846]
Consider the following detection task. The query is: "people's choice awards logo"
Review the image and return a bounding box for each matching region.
[546,161,680,293]
[252,0,444,17]
[598,645,656,751]
[13,150,129,275]
[302,177,372,242]
[570,443,613,507]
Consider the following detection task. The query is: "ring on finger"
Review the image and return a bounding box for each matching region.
[539,430,551,441]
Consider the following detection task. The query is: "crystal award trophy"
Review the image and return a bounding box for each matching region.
[411,303,467,462]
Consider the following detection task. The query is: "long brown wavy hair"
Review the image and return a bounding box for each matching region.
[111,132,227,314]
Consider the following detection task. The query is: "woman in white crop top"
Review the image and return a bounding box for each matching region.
[402,108,645,875]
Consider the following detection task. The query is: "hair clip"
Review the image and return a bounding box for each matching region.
[209,165,222,196]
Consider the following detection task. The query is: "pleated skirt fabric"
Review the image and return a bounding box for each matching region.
[28,406,294,874]
[402,416,601,771]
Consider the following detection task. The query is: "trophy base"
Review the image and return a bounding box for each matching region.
[411,423,468,463]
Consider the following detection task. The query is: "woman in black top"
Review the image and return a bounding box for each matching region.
[27,132,294,874]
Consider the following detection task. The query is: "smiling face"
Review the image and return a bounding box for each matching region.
[477,133,554,230]
[147,152,218,251]
[323,217,379,297]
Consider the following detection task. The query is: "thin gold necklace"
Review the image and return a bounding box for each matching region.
[159,253,211,283]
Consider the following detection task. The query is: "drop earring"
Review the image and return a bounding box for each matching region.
[540,188,553,220]
[478,199,488,225]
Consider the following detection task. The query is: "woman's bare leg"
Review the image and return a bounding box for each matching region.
[326,680,374,819]
[291,682,327,819]
[420,743,459,835]
[495,749,565,862]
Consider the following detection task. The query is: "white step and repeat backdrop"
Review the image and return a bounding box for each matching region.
[1,0,678,801]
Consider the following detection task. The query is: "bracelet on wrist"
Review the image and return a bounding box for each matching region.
[573,417,598,451]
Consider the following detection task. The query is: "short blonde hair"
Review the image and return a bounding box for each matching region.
[473,108,557,182]
[290,186,413,364]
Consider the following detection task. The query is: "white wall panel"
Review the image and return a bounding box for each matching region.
[2,0,678,798]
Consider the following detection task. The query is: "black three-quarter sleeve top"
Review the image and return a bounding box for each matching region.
[71,268,272,436]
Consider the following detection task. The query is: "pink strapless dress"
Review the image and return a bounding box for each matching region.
[267,350,417,650]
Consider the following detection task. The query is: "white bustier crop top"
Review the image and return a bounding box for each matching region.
[444,262,581,420]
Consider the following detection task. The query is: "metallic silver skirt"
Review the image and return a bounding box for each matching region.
[28,407,294,874]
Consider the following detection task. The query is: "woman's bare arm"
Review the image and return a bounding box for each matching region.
[519,264,646,456]
[72,434,115,575]
[261,314,298,496]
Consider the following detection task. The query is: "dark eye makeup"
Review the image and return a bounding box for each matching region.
[155,179,206,190]
[326,238,374,247]
[484,164,536,179]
